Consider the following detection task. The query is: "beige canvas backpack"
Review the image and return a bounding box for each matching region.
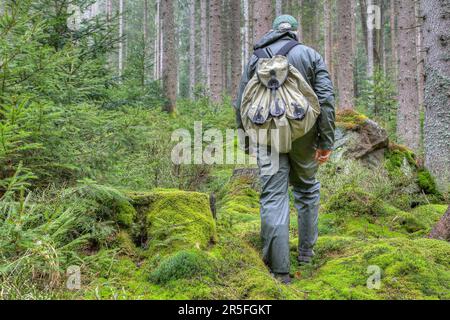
[240,41,321,153]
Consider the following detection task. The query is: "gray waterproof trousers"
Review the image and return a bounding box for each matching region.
[258,127,320,274]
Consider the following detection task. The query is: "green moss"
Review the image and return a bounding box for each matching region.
[324,186,387,217]
[384,144,417,181]
[146,189,217,252]
[417,170,440,196]
[114,230,137,255]
[336,110,368,130]
[116,201,137,227]
[293,237,450,300]
[149,249,214,284]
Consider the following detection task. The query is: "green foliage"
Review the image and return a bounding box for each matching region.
[356,71,398,137]
[149,249,214,284]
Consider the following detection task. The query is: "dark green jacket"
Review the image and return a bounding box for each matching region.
[235,30,336,151]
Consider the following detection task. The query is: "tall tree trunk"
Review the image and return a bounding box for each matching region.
[396,0,420,152]
[422,0,450,188]
[276,0,283,16]
[415,0,425,109]
[253,0,273,42]
[337,0,355,109]
[243,0,250,67]
[311,0,320,50]
[297,0,303,42]
[428,206,450,241]
[161,0,178,113]
[365,0,374,79]
[118,0,125,79]
[209,0,223,103]
[323,0,333,80]
[154,0,161,80]
[230,0,241,97]
[143,0,149,86]
[189,0,196,98]
[222,1,230,93]
[389,0,398,76]
[378,0,386,73]
[200,0,208,85]
[106,0,112,21]
[360,0,368,55]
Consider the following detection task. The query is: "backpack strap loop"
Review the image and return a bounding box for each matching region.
[276,40,300,57]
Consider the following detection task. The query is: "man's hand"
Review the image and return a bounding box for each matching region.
[315,149,332,165]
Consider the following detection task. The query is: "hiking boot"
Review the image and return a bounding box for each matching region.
[273,273,292,285]
[298,251,314,265]
[297,255,312,265]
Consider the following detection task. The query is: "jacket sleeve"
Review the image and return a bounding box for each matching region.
[312,52,335,151]
[235,55,258,129]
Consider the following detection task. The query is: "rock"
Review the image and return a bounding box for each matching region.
[143,189,217,251]
[333,110,389,167]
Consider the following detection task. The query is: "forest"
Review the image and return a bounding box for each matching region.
[0,0,449,300]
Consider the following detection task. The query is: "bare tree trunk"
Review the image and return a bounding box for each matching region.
[428,206,450,241]
[154,0,161,80]
[161,0,178,113]
[243,0,250,67]
[276,0,283,16]
[230,0,241,97]
[200,0,208,85]
[297,0,303,42]
[396,0,420,152]
[311,0,320,50]
[378,0,386,73]
[143,0,149,86]
[390,0,398,76]
[189,0,196,98]
[118,0,125,79]
[422,0,450,189]
[253,0,273,43]
[365,0,374,79]
[106,0,112,21]
[209,0,223,103]
[360,0,368,55]
[323,0,333,78]
[222,1,230,93]
[337,0,355,109]
[415,0,425,109]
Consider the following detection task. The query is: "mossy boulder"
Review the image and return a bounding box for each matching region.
[145,189,217,252]
[293,236,450,300]
[333,110,389,167]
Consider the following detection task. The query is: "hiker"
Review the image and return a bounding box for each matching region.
[235,15,335,284]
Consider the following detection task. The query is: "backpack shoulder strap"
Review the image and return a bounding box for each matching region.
[254,48,271,59]
[276,40,300,57]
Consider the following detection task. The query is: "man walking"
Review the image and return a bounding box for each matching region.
[235,15,335,284]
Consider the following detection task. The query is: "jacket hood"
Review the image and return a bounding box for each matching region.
[253,30,298,50]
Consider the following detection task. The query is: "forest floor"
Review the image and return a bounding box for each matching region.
[60,108,450,300]
[67,161,450,300]
[2,102,448,300]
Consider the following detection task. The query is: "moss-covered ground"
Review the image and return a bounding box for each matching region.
[70,166,449,300]
[66,110,449,300]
